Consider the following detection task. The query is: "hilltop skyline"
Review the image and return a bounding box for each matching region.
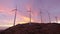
[0,0,60,27]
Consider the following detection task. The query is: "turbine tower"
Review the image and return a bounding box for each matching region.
[40,9,43,23]
[12,0,17,26]
[47,11,51,23]
[27,8,31,24]
[55,16,58,23]
[13,5,17,26]
[29,8,31,23]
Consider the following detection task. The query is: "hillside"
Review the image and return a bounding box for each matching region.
[1,22,60,34]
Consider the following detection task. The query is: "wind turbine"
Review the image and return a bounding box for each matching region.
[47,11,51,23]
[12,0,17,26]
[29,8,31,24]
[13,6,17,26]
[40,9,43,23]
[11,6,17,26]
[27,8,31,24]
[55,16,58,23]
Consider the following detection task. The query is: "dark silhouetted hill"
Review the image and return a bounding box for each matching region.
[1,22,60,34]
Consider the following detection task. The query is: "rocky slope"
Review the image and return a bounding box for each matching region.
[1,22,60,34]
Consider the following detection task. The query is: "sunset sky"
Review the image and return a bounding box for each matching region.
[0,0,60,27]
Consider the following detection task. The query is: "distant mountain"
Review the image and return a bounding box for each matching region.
[1,22,60,34]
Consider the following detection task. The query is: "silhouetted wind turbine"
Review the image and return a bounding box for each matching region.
[55,16,58,23]
[12,0,17,26]
[29,8,31,23]
[40,9,43,23]
[47,11,51,23]
[14,6,17,26]
[27,8,31,24]
[30,8,31,23]
[12,5,17,26]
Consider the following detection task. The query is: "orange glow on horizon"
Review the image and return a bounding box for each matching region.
[18,16,34,24]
